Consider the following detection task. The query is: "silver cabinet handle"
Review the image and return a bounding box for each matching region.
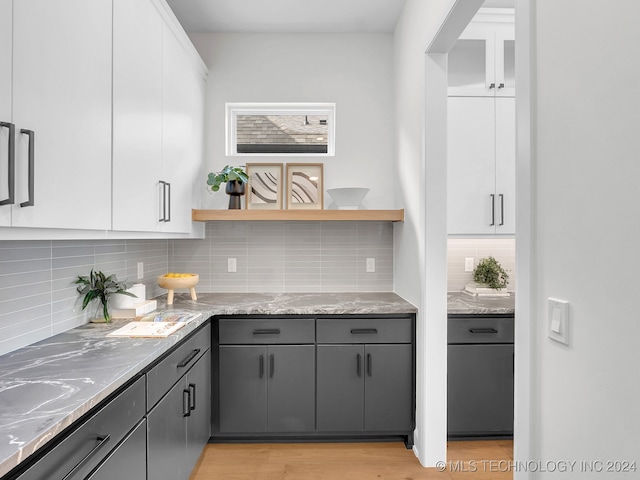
[0,121,14,206]
[159,180,167,222]
[499,194,504,226]
[20,129,35,207]
[489,194,495,226]
[165,181,171,222]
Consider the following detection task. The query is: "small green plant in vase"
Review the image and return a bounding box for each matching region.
[207,165,249,209]
[473,256,509,290]
[75,269,137,323]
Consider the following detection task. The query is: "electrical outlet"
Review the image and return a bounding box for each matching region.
[137,262,144,280]
[227,258,237,273]
[464,257,474,272]
[366,258,376,273]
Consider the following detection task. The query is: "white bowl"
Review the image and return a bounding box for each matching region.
[326,188,370,210]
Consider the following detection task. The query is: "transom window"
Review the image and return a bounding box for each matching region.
[226,103,336,156]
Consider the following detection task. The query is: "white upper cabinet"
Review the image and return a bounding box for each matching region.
[447,96,515,235]
[0,0,12,227]
[2,0,112,230]
[112,0,164,232]
[161,26,206,234]
[448,9,515,97]
[113,0,206,234]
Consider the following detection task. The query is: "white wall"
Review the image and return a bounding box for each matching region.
[531,0,640,476]
[188,32,395,210]
[392,0,458,467]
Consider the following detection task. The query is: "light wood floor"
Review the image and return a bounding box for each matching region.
[191,439,513,480]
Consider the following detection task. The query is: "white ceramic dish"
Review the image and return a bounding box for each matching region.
[326,187,370,210]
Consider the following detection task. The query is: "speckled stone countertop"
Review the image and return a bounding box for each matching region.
[0,292,415,477]
[447,291,515,315]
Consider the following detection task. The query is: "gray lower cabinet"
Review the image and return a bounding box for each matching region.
[219,345,315,433]
[13,375,146,480]
[148,348,211,480]
[213,315,415,445]
[85,419,147,480]
[316,344,413,433]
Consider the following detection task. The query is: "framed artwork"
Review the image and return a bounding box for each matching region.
[286,163,324,210]
[245,163,283,210]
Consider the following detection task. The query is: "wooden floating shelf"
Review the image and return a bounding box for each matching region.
[192,209,404,222]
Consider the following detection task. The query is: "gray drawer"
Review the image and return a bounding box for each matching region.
[448,316,514,344]
[218,318,315,345]
[146,323,210,410]
[17,375,145,480]
[316,317,412,344]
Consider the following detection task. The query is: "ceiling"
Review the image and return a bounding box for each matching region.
[165,0,408,33]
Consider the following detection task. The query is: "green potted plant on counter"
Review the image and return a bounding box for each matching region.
[207,165,249,209]
[473,256,509,290]
[76,269,137,323]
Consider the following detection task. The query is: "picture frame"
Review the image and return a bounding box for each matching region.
[286,163,324,210]
[245,163,284,210]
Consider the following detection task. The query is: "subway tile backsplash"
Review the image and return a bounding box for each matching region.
[447,238,516,293]
[0,240,169,356]
[0,222,393,355]
[169,221,393,293]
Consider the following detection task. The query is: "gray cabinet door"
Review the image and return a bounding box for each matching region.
[267,345,315,432]
[317,345,364,432]
[219,345,267,432]
[186,350,211,469]
[147,378,188,480]
[448,343,514,435]
[364,344,413,432]
[87,420,146,480]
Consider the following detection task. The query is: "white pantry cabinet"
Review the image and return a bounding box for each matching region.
[447,9,515,97]
[0,0,112,230]
[447,96,515,235]
[112,0,205,234]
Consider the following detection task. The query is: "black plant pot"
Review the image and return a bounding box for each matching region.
[225,180,246,209]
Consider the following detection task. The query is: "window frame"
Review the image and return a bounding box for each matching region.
[225,103,336,157]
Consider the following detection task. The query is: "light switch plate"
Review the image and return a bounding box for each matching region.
[548,297,570,345]
[366,258,376,273]
[464,257,474,272]
[227,258,237,273]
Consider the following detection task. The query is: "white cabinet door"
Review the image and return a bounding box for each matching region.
[495,97,516,234]
[448,97,496,235]
[161,26,204,233]
[0,0,12,226]
[112,0,163,232]
[447,96,515,235]
[10,0,112,230]
[448,24,515,98]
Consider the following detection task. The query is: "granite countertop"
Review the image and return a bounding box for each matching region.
[0,292,416,477]
[447,291,515,315]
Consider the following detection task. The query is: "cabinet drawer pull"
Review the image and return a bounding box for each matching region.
[60,434,111,480]
[189,383,196,411]
[367,353,372,377]
[499,194,504,226]
[20,129,35,208]
[489,82,496,89]
[356,353,362,377]
[177,348,201,368]
[183,389,191,417]
[0,121,14,206]
[253,328,281,335]
[469,328,499,334]
[350,328,378,335]
[269,354,275,378]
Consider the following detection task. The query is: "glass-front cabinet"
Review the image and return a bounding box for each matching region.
[448,9,515,97]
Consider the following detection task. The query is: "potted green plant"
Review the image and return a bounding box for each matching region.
[473,256,509,290]
[207,165,249,209]
[75,269,137,323]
